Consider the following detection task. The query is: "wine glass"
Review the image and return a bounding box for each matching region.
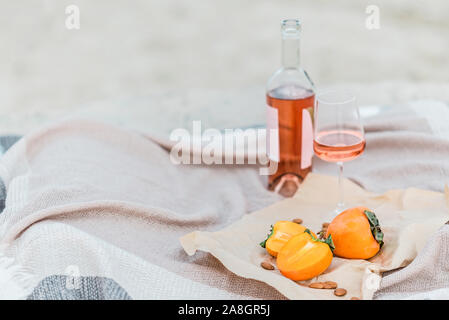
[313,90,366,219]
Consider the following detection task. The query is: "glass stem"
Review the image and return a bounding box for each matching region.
[337,161,344,211]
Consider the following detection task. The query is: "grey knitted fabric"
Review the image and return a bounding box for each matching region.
[27,275,132,300]
[0,135,20,213]
[0,135,21,155]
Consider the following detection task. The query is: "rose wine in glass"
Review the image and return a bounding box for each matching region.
[314,130,366,162]
[313,91,365,218]
[266,19,315,197]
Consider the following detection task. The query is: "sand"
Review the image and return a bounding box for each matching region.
[0,0,448,135]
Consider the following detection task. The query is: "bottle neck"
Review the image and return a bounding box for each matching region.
[281,33,300,68]
[281,19,301,68]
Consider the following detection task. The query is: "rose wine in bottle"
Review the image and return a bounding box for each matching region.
[266,19,315,196]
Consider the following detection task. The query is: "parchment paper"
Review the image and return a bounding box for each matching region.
[181,173,449,300]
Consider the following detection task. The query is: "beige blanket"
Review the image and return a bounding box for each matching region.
[0,120,283,299]
[0,100,448,299]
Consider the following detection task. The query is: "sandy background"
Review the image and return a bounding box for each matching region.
[0,0,448,135]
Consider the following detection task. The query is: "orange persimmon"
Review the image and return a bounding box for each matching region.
[326,207,384,259]
[260,221,307,257]
[276,230,334,281]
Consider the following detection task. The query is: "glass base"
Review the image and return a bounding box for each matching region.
[273,174,302,197]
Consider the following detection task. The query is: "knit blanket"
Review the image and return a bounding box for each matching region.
[0,100,449,299]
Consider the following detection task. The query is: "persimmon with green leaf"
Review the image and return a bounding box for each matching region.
[276,229,334,281]
[260,221,308,257]
[326,207,384,259]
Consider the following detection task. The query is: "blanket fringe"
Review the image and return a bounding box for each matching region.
[0,251,34,300]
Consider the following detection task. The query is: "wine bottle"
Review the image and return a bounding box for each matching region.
[266,19,315,196]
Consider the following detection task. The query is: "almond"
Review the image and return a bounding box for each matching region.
[319,228,328,239]
[292,218,303,224]
[260,261,274,270]
[334,288,347,297]
[309,282,324,289]
[324,281,337,289]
